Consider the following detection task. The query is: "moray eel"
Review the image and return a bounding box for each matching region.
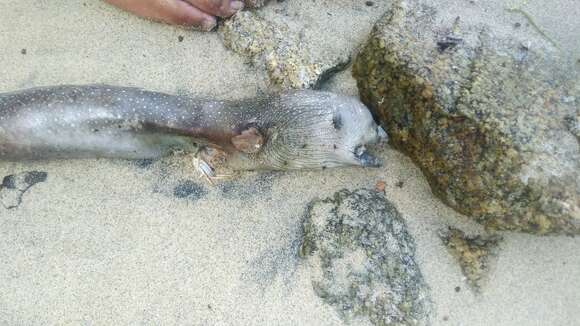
[0,85,387,172]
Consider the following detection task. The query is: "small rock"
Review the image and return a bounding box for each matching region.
[439,227,502,291]
[301,189,430,325]
[219,11,349,89]
[134,158,155,168]
[374,180,386,192]
[1,171,47,209]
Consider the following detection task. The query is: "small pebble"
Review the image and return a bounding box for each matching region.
[375,180,386,192]
[365,1,375,6]
[21,48,26,55]
[178,35,184,42]
[396,180,405,188]
[455,286,461,292]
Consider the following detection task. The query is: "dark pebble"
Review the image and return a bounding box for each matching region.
[134,159,154,168]
[1,175,16,189]
[24,171,48,185]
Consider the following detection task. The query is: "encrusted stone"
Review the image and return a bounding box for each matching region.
[353,1,580,234]
[301,189,430,326]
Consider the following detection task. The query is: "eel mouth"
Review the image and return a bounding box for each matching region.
[352,126,388,167]
[355,145,383,167]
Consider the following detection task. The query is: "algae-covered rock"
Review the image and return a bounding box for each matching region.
[353,1,580,234]
[300,189,430,326]
[219,11,349,89]
[439,227,502,292]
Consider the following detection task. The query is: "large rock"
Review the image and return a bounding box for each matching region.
[353,1,580,234]
[300,189,430,326]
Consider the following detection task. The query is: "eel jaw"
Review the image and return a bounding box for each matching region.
[354,145,383,167]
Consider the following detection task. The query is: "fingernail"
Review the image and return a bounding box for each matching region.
[231,1,244,11]
[201,18,217,31]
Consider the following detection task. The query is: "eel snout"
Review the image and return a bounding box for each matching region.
[356,126,388,167]
[355,145,383,167]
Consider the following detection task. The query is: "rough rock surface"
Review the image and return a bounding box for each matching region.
[244,0,268,8]
[439,227,502,292]
[219,10,349,89]
[300,189,430,326]
[353,1,580,234]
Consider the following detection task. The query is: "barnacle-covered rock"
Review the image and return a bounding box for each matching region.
[353,1,580,234]
[439,227,502,291]
[219,11,349,89]
[300,189,430,326]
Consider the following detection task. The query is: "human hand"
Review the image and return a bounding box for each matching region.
[104,0,267,31]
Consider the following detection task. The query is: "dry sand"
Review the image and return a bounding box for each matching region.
[1,1,579,325]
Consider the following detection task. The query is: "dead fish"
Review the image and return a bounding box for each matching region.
[0,85,387,174]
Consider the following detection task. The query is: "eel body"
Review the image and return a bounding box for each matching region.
[0,85,387,170]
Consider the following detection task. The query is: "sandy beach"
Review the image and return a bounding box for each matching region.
[1,1,579,325]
